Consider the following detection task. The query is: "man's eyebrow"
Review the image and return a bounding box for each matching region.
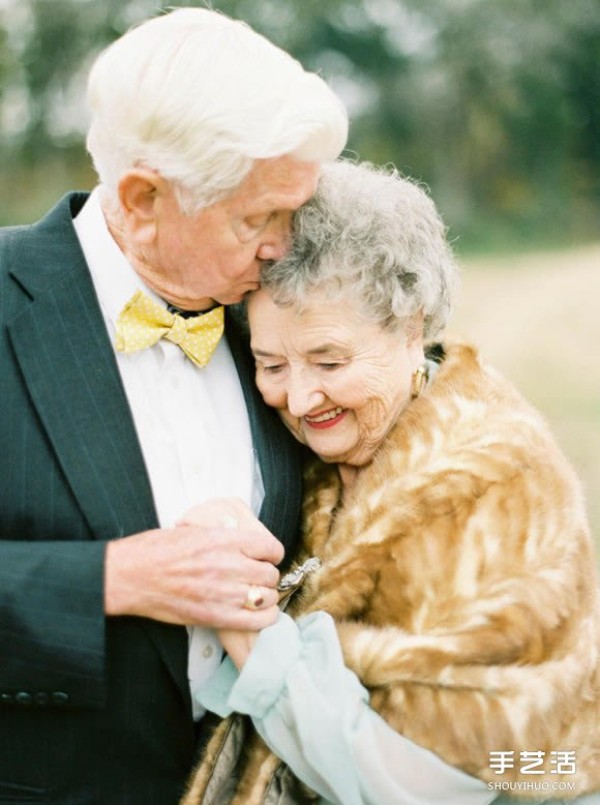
[252,348,280,358]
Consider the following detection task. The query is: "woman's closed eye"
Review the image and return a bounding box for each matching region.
[260,362,286,374]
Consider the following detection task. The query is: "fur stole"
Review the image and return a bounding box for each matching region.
[183,341,600,803]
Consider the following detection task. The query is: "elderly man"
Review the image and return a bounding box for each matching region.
[0,8,346,803]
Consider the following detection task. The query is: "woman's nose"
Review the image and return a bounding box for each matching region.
[286,372,325,418]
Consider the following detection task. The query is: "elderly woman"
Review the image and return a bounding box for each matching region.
[181,161,600,805]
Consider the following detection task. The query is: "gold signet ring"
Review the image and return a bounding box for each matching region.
[243,585,265,610]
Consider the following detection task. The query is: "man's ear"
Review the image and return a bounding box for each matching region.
[117,168,168,244]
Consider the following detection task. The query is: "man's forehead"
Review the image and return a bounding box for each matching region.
[242,157,320,201]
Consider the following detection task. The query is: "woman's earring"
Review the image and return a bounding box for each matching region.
[411,363,429,399]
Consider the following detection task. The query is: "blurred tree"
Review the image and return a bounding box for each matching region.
[1,0,599,251]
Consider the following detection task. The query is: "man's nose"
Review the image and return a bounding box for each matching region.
[256,213,292,262]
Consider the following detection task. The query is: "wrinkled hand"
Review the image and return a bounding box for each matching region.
[105,498,283,630]
[180,500,279,666]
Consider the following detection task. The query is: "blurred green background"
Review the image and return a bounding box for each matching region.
[1,0,599,556]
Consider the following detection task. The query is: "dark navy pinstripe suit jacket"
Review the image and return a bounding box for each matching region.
[0,193,303,804]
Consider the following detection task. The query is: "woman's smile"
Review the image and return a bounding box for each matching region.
[304,407,347,429]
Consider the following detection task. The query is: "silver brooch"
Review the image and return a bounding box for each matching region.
[278,556,322,591]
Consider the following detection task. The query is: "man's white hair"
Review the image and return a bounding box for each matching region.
[86,8,348,213]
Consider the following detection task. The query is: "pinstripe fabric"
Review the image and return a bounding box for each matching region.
[225,305,304,565]
[0,194,303,803]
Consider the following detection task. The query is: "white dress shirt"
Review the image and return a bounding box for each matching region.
[73,188,264,718]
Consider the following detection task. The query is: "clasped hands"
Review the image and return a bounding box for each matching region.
[104,498,283,667]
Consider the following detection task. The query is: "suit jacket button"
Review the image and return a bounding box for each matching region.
[51,691,70,705]
[15,691,33,705]
[34,692,49,706]
[0,693,13,705]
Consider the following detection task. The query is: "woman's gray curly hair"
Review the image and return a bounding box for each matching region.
[260,159,458,338]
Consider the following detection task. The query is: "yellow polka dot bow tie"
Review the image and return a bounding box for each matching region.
[115,290,225,368]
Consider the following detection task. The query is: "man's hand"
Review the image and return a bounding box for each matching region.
[104,506,284,630]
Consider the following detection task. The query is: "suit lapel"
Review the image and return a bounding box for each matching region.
[7,195,158,539]
[226,306,303,564]
[7,194,188,700]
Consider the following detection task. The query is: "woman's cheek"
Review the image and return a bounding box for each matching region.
[261,385,285,409]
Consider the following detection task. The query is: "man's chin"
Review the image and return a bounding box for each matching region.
[213,295,243,307]
[215,289,258,306]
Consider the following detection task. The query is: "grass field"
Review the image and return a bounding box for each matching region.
[449,243,600,566]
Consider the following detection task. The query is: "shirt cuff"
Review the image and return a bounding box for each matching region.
[228,612,303,717]
[194,612,303,718]
[193,653,239,718]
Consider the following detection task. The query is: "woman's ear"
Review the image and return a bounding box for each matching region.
[117,168,167,245]
[406,310,425,346]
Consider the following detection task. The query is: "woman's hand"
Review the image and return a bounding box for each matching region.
[217,627,259,670]
[177,497,267,533]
